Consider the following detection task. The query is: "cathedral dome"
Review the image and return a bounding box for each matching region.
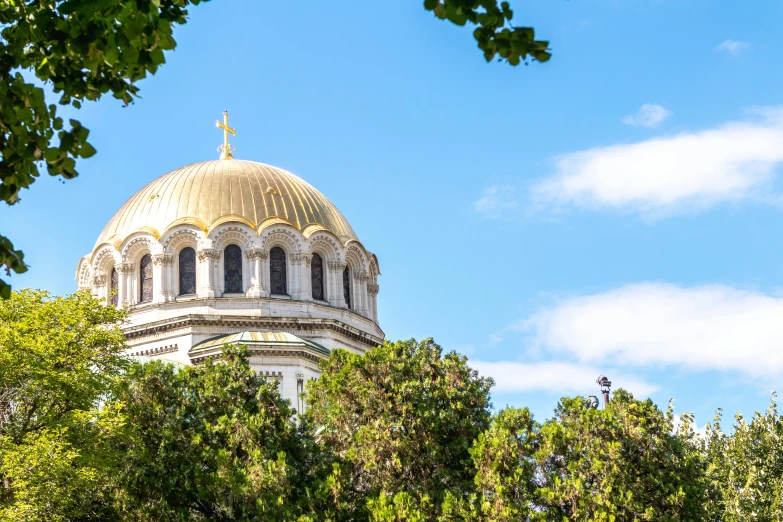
[96,159,358,248]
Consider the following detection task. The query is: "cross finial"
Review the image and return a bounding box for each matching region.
[216,110,236,160]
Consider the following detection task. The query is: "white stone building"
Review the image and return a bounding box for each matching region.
[76,149,383,411]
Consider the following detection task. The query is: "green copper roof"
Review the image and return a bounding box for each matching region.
[189,331,330,357]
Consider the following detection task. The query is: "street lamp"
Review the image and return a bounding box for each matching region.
[596,375,611,407]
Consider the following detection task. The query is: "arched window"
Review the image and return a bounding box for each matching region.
[270,247,287,295]
[311,253,324,301]
[139,254,153,303]
[110,267,119,306]
[224,244,243,293]
[179,247,196,295]
[343,265,352,310]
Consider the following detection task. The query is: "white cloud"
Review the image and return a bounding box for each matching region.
[716,39,750,55]
[470,360,659,397]
[623,104,672,128]
[522,283,783,380]
[533,108,783,217]
[474,184,517,218]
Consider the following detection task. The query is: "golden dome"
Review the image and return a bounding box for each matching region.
[96,160,358,248]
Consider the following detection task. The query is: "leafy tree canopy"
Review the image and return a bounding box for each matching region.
[306,338,494,520]
[704,395,783,521]
[0,289,127,521]
[112,345,320,521]
[535,391,708,521]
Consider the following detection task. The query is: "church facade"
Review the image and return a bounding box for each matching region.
[75,115,382,410]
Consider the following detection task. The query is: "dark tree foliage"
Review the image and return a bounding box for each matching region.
[424,0,550,66]
[305,338,494,520]
[535,391,708,521]
[113,345,321,521]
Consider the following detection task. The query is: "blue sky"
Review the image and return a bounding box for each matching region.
[4,0,783,425]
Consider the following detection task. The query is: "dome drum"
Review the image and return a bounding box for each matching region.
[76,159,382,393]
[75,139,382,412]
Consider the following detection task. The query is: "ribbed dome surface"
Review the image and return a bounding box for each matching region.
[95,160,358,247]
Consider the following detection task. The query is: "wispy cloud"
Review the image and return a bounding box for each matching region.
[473,184,517,218]
[520,283,783,381]
[470,360,658,396]
[623,104,672,128]
[716,39,751,56]
[532,108,783,218]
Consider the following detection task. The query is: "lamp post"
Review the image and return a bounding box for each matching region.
[596,375,612,408]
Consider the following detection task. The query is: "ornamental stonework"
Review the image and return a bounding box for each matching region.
[153,253,174,266]
[115,262,134,274]
[197,248,221,262]
[291,252,312,266]
[328,260,347,271]
[245,247,268,261]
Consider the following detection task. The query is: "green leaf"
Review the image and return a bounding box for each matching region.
[79,142,97,159]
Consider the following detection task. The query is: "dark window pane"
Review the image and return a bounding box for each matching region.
[343,266,351,310]
[110,267,119,306]
[270,247,287,295]
[311,253,324,300]
[224,244,243,293]
[140,254,153,303]
[179,247,196,295]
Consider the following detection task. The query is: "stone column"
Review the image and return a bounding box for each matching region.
[197,248,220,298]
[355,270,370,317]
[291,253,312,300]
[300,253,312,301]
[115,262,133,307]
[296,373,305,413]
[368,282,379,323]
[152,253,174,303]
[91,275,107,300]
[245,248,268,298]
[328,261,347,308]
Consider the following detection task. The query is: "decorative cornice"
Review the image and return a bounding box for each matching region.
[245,247,268,261]
[197,248,221,262]
[192,346,326,365]
[127,343,178,357]
[153,253,174,266]
[122,313,383,348]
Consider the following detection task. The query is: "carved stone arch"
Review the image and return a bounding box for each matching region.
[91,246,120,277]
[211,224,254,251]
[77,258,92,289]
[121,234,158,263]
[161,227,201,254]
[260,226,302,254]
[345,243,368,273]
[368,255,380,278]
[308,232,341,262]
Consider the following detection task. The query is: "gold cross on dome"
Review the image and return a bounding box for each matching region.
[216,110,236,160]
